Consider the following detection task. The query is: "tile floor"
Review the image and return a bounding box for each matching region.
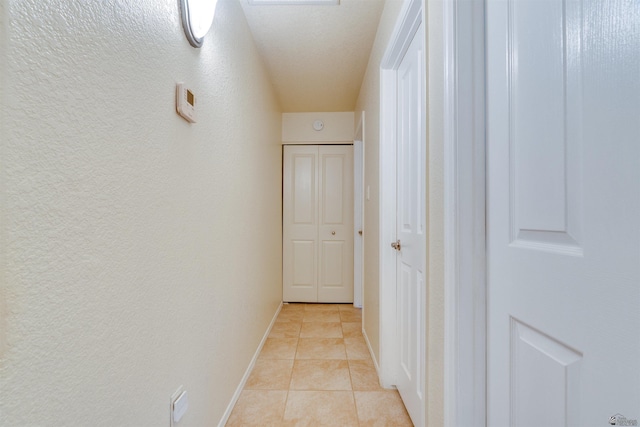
[226,303,413,426]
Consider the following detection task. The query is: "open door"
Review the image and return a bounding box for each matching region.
[486,0,640,424]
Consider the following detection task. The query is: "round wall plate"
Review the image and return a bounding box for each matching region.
[313,120,324,131]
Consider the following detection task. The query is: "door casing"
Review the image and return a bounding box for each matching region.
[380,0,486,423]
[378,0,425,394]
[353,112,365,308]
[442,0,487,426]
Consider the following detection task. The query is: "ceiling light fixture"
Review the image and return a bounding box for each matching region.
[180,0,219,48]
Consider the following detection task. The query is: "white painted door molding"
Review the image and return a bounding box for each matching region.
[442,0,487,426]
[378,0,424,402]
[353,112,365,308]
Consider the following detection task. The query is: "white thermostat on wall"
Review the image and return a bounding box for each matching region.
[176,83,197,123]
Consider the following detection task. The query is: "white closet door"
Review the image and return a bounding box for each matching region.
[283,145,354,303]
[283,145,319,302]
[317,145,353,303]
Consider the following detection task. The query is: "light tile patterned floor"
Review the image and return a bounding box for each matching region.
[226,303,414,426]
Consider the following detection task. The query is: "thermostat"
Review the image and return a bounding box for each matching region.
[176,83,197,123]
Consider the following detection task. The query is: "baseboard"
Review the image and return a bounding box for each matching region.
[217,301,283,427]
[362,326,385,386]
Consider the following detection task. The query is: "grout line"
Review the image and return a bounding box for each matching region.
[232,305,367,426]
[282,309,303,424]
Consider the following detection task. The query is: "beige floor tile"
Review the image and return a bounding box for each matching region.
[282,391,359,426]
[270,322,301,338]
[354,391,413,426]
[341,322,362,338]
[259,338,298,360]
[304,304,341,312]
[290,359,352,390]
[338,303,360,311]
[349,359,384,391]
[303,310,341,323]
[296,338,347,359]
[226,390,287,426]
[339,309,362,322]
[299,322,343,338]
[277,310,305,323]
[245,359,294,390]
[282,303,306,311]
[345,337,371,360]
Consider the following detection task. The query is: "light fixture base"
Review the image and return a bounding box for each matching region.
[179,0,218,48]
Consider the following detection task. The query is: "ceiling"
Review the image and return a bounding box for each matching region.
[239,0,385,112]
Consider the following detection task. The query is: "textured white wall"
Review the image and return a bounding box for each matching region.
[354,0,403,367]
[355,1,445,425]
[282,112,354,143]
[0,1,283,426]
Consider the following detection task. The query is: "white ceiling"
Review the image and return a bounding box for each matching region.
[239,0,385,112]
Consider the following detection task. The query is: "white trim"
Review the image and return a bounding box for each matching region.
[362,326,380,377]
[281,140,353,145]
[442,0,486,426]
[378,64,397,388]
[378,0,423,391]
[353,111,365,308]
[217,302,283,427]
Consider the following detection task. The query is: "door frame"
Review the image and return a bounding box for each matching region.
[353,112,365,308]
[442,0,486,426]
[378,0,424,389]
[380,0,486,422]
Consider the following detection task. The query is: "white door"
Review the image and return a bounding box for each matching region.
[487,1,640,426]
[317,146,354,303]
[283,145,318,302]
[394,22,426,427]
[283,145,354,303]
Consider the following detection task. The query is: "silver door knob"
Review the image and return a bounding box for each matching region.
[391,240,401,251]
[332,231,336,235]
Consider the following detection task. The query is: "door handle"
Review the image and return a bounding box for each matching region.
[391,240,401,251]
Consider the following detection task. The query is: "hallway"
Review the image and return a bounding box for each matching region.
[226,303,412,426]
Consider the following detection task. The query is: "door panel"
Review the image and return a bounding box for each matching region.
[292,155,317,225]
[320,241,344,286]
[318,146,353,303]
[283,146,318,302]
[507,0,583,255]
[291,241,315,287]
[395,21,426,427]
[487,0,640,425]
[321,155,345,224]
[511,319,582,427]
